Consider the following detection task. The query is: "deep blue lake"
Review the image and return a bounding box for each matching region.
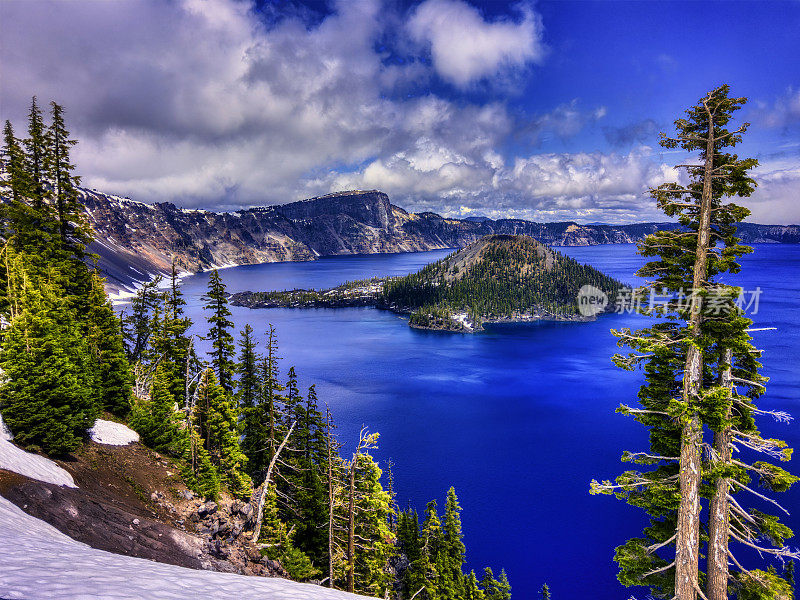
[154,244,800,599]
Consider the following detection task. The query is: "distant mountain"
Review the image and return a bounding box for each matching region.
[79,188,800,296]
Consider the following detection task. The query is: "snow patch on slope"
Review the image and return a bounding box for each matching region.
[0,496,369,600]
[89,420,139,446]
[0,415,76,488]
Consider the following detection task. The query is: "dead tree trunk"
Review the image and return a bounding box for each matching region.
[326,407,337,589]
[253,421,295,541]
[706,348,733,600]
[347,456,356,593]
[675,95,716,600]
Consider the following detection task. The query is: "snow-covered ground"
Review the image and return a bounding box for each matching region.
[0,496,370,600]
[89,420,140,446]
[0,415,76,488]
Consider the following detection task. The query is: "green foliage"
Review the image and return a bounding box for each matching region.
[129,364,183,456]
[0,260,97,455]
[595,85,796,598]
[384,234,622,326]
[397,489,507,600]
[734,568,794,600]
[195,369,251,500]
[259,484,320,581]
[0,97,131,457]
[181,426,220,500]
[86,272,132,416]
[202,270,235,391]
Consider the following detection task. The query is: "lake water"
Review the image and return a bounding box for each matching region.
[166,244,800,599]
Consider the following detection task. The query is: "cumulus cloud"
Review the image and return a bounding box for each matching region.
[4,0,792,224]
[407,0,545,88]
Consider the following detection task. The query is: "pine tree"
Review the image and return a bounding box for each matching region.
[0,259,97,455]
[196,369,252,499]
[121,277,162,365]
[592,85,797,600]
[86,271,132,416]
[181,425,220,500]
[237,324,259,408]
[465,571,486,600]
[538,583,551,599]
[256,323,284,477]
[129,363,183,455]
[259,484,320,580]
[482,568,511,600]
[421,500,445,599]
[443,487,467,597]
[202,270,235,391]
[159,261,192,405]
[351,451,394,596]
[23,97,48,211]
[46,102,88,251]
[238,323,265,477]
[294,384,329,569]
[1,120,29,203]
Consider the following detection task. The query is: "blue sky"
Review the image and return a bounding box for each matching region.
[1,0,798,223]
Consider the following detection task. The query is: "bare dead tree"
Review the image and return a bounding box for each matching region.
[253,420,296,541]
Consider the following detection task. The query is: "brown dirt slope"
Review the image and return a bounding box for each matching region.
[0,439,282,576]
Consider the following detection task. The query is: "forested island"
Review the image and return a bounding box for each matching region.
[231,234,623,332]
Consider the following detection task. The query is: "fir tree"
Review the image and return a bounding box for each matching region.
[46,102,87,251]
[294,384,329,569]
[538,583,551,599]
[23,97,48,211]
[86,271,132,416]
[482,568,511,600]
[202,270,235,391]
[121,277,162,365]
[159,261,192,405]
[181,425,220,501]
[196,369,252,499]
[260,484,320,580]
[464,571,486,600]
[1,120,29,203]
[237,324,259,408]
[129,364,183,455]
[443,487,467,597]
[592,85,797,600]
[0,260,97,455]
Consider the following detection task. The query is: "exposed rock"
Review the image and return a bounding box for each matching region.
[198,501,217,517]
[81,186,800,297]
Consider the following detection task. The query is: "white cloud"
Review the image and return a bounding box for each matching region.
[3,0,795,224]
[755,87,800,130]
[407,0,545,88]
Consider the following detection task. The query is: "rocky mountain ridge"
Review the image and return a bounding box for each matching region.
[80,187,800,295]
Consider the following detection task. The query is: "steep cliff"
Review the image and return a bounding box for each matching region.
[80,187,800,296]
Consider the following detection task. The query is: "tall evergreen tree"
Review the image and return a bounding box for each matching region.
[0,259,97,455]
[23,97,48,211]
[195,369,251,499]
[592,85,797,600]
[237,324,259,408]
[121,276,162,365]
[46,102,87,251]
[86,270,132,415]
[129,363,183,455]
[443,487,467,597]
[202,270,235,391]
[1,120,29,203]
[294,384,329,569]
